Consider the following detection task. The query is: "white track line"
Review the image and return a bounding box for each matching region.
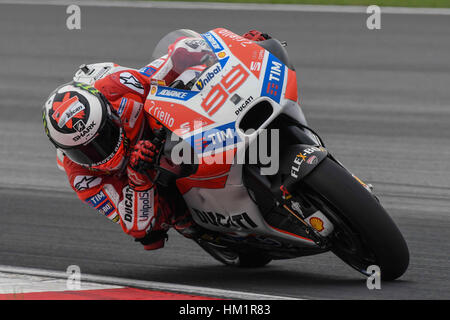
[0,0,450,15]
[0,272,121,294]
[0,265,300,300]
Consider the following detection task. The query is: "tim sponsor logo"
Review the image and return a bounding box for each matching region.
[261,54,285,103]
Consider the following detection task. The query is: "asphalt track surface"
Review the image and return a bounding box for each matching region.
[0,3,449,300]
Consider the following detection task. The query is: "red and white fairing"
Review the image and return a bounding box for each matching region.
[144,28,332,245]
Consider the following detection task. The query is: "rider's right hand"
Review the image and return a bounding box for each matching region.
[127,140,158,190]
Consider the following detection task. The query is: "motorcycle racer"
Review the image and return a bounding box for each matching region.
[42,30,271,251]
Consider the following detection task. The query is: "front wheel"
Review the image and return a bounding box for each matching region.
[301,158,409,280]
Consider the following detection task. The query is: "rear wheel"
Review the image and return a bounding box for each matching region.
[301,158,409,280]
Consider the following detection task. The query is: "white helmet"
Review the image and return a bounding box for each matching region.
[42,82,126,169]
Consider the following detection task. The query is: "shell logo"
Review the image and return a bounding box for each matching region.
[309,217,325,232]
[218,51,226,59]
[150,86,157,95]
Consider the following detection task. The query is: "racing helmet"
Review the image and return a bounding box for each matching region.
[42,82,127,171]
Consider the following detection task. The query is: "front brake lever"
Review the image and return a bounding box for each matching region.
[146,128,167,185]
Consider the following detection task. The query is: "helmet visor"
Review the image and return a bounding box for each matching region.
[61,117,123,167]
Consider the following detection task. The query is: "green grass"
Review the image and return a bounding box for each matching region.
[146,0,450,8]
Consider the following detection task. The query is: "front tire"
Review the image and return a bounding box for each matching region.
[302,158,409,280]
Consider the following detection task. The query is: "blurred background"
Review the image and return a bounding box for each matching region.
[0,1,449,299]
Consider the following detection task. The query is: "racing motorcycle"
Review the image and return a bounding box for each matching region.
[143,28,409,281]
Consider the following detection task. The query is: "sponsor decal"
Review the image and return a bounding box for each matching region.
[150,79,166,86]
[214,28,265,78]
[185,39,206,50]
[144,99,214,134]
[250,61,262,72]
[117,98,128,116]
[95,65,110,80]
[119,186,154,230]
[216,29,253,48]
[291,146,323,178]
[56,100,85,129]
[119,72,144,94]
[111,214,120,223]
[189,122,240,153]
[309,217,324,232]
[195,65,221,90]
[51,93,86,130]
[192,208,258,230]
[201,32,229,68]
[139,66,157,78]
[201,32,224,52]
[137,191,152,222]
[150,85,157,95]
[86,190,107,208]
[306,155,318,165]
[146,100,175,128]
[261,54,285,104]
[234,96,253,116]
[280,185,292,200]
[155,87,199,101]
[98,201,115,216]
[128,101,143,129]
[73,120,85,133]
[73,175,102,191]
[72,121,96,142]
[150,59,165,68]
[123,186,134,223]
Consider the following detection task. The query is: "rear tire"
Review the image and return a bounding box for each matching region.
[302,158,409,280]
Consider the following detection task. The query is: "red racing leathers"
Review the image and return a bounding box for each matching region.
[57,31,270,250]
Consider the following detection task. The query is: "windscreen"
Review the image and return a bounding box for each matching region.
[153,29,205,59]
[152,29,219,89]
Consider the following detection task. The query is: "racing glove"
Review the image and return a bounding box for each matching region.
[135,229,168,250]
[127,140,158,190]
[243,30,272,41]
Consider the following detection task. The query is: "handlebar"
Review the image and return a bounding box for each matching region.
[146,127,196,187]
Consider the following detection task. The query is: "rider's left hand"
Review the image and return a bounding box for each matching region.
[127,140,158,190]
